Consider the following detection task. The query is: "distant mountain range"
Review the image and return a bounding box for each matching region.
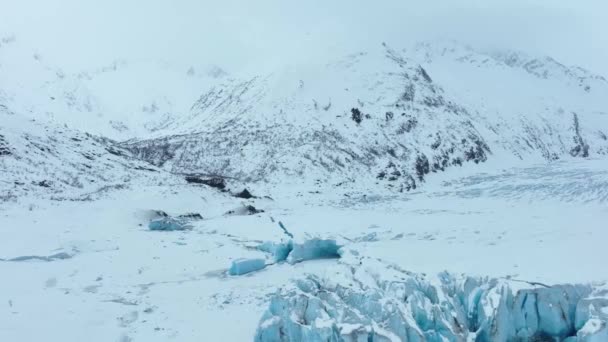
[2,36,607,198]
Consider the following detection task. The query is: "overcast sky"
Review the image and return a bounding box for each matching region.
[1,0,606,76]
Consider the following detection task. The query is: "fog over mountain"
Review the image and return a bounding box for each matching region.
[2,0,607,76]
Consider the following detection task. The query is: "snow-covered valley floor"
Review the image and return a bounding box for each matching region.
[1,159,606,341]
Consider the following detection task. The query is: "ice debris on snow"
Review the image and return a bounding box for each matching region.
[286,239,341,264]
[230,238,341,275]
[254,260,608,341]
[257,240,294,262]
[139,209,199,231]
[148,217,190,231]
[575,296,608,340]
[228,258,267,276]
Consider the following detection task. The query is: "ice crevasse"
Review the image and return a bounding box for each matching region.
[254,258,608,342]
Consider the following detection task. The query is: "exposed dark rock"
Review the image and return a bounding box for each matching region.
[423,95,445,107]
[415,154,430,181]
[431,153,450,172]
[134,166,158,172]
[225,205,264,216]
[388,169,401,181]
[403,175,417,191]
[351,108,362,124]
[234,188,254,199]
[152,210,169,218]
[2,252,73,262]
[105,147,126,157]
[124,140,181,167]
[177,213,203,220]
[396,117,418,134]
[245,205,264,215]
[0,134,11,156]
[401,83,415,102]
[570,113,589,158]
[37,180,52,188]
[185,176,226,190]
[430,133,442,150]
[418,66,433,83]
[463,136,490,164]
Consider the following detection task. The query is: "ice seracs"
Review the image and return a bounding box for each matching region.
[255,258,608,342]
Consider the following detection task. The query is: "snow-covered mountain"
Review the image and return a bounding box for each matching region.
[0,102,169,201]
[2,34,608,342]
[0,35,226,140]
[5,35,606,194]
[123,42,608,192]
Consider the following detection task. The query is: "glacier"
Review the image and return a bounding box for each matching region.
[257,240,294,263]
[286,239,342,265]
[254,259,608,342]
[228,258,267,276]
[228,238,341,276]
[148,217,190,231]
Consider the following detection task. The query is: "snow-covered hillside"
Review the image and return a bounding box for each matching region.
[0,103,169,201]
[409,41,608,159]
[124,42,608,192]
[0,35,225,140]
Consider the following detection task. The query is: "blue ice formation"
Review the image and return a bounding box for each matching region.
[286,239,341,264]
[254,263,608,341]
[230,238,340,276]
[574,297,608,341]
[148,218,189,231]
[228,258,267,276]
[257,240,293,262]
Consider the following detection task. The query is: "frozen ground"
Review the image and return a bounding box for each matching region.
[1,159,607,341]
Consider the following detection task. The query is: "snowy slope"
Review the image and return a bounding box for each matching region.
[125,45,492,191]
[0,103,169,201]
[125,42,608,191]
[0,35,225,140]
[408,41,608,160]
